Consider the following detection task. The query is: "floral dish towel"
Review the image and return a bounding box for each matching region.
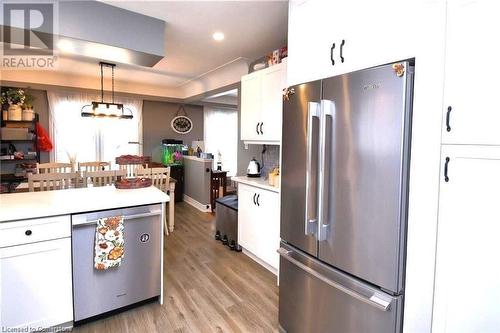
[94,216,124,270]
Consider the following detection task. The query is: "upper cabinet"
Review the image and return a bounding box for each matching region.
[441,0,500,145]
[287,0,442,86]
[241,61,287,144]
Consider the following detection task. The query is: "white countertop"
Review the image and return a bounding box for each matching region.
[232,176,280,193]
[0,185,169,222]
[183,155,213,163]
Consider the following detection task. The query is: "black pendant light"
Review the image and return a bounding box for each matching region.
[81,62,133,119]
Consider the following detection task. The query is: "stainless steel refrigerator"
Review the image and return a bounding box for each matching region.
[279,61,414,333]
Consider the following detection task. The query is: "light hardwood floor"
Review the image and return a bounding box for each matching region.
[74,202,279,333]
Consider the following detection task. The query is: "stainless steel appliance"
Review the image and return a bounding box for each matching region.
[72,204,162,323]
[279,61,414,333]
[247,157,261,177]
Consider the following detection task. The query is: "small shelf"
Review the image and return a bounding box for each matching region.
[0,158,38,162]
[1,173,26,180]
[0,139,36,143]
[1,119,37,124]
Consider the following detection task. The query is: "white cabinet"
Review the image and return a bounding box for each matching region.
[433,145,500,332]
[238,183,280,271]
[240,61,286,144]
[287,0,442,86]
[441,0,500,145]
[0,237,73,330]
[240,72,262,141]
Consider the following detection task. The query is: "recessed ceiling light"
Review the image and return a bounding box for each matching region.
[212,32,225,41]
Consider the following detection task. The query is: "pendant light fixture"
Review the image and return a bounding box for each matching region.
[81,62,133,119]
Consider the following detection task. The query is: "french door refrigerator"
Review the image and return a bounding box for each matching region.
[279,61,414,333]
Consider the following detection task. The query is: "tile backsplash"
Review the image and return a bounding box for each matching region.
[260,145,280,178]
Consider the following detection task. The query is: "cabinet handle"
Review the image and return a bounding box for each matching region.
[340,39,345,63]
[253,193,257,205]
[446,106,452,132]
[25,229,32,236]
[256,123,260,135]
[259,122,264,135]
[256,194,260,206]
[444,157,450,182]
[330,43,336,66]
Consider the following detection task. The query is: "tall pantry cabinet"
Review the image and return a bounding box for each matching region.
[433,1,500,332]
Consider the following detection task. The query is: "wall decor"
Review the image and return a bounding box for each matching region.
[171,105,193,134]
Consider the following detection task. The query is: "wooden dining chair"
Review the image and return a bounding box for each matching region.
[78,161,111,173]
[36,162,74,174]
[83,170,126,187]
[137,167,170,192]
[137,166,171,235]
[119,164,140,178]
[28,172,77,192]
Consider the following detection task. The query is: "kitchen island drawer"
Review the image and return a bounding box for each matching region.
[0,215,70,248]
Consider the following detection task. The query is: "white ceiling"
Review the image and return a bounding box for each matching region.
[201,88,238,105]
[53,1,288,92]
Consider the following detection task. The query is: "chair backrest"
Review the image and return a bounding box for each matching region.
[36,162,74,174]
[136,166,170,192]
[83,170,126,187]
[78,161,110,173]
[119,164,143,178]
[28,172,77,192]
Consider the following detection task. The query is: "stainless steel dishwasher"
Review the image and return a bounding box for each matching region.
[71,204,162,323]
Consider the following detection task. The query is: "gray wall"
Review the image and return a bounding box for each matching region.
[142,100,204,162]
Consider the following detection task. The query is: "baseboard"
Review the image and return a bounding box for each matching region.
[183,194,211,213]
[242,248,278,276]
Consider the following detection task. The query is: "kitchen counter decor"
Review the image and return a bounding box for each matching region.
[114,177,152,189]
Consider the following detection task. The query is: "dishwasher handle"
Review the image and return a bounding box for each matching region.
[72,211,161,227]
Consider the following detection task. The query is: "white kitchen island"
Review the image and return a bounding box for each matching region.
[0,186,169,331]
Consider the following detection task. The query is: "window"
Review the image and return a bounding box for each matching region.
[47,91,142,166]
[203,106,238,176]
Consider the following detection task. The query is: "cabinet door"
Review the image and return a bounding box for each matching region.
[237,184,259,251]
[442,0,500,145]
[433,145,500,332]
[0,238,73,329]
[240,72,262,141]
[345,0,423,72]
[261,62,286,142]
[287,0,346,86]
[256,189,280,269]
[288,0,445,86]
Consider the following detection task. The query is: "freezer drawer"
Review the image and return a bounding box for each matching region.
[278,243,403,333]
[72,205,162,322]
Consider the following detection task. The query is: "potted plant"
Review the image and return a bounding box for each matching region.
[2,89,26,121]
[22,93,35,121]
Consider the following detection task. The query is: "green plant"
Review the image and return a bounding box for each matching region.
[23,93,36,109]
[2,89,26,106]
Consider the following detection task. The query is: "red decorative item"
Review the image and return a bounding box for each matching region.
[115,155,151,165]
[114,177,152,189]
[36,123,53,152]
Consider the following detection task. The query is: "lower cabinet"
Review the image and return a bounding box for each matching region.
[0,217,73,330]
[238,183,280,271]
[433,145,500,332]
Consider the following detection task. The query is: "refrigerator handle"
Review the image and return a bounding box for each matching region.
[277,248,392,311]
[305,102,320,237]
[318,99,335,241]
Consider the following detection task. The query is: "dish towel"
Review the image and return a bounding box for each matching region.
[94,216,125,270]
